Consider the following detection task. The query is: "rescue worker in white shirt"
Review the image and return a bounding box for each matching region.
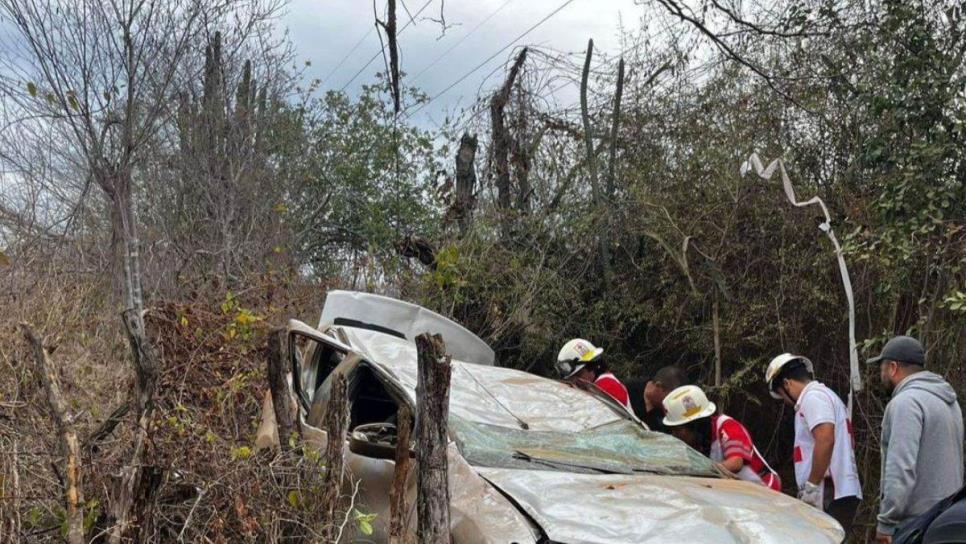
[662,385,781,491]
[555,338,633,414]
[766,353,862,535]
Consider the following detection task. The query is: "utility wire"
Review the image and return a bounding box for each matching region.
[403,0,578,121]
[408,0,514,84]
[339,0,434,92]
[322,26,375,85]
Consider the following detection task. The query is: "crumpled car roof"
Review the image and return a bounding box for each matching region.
[339,325,620,432]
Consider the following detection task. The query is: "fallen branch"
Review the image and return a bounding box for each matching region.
[84,401,130,453]
[20,322,85,544]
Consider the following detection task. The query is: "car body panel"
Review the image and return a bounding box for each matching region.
[477,468,844,544]
[319,290,495,366]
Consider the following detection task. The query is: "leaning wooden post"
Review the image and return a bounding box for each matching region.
[321,373,349,541]
[388,405,413,543]
[20,323,85,544]
[266,328,296,450]
[415,333,452,543]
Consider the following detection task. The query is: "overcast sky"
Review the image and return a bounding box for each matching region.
[283,0,653,127]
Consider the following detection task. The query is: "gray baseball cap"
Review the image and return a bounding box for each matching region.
[866,335,926,366]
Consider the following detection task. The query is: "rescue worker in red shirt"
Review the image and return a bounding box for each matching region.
[555,338,633,414]
[662,384,781,492]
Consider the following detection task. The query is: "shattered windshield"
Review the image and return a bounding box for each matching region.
[450,417,720,477]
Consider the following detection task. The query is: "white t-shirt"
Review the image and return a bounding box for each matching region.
[793,381,862,502]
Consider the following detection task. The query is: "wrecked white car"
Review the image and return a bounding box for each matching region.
[261,290,845,543]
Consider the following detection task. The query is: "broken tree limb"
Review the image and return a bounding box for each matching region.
[266,329,296,451]
[108,309,163,544]
[20,323,85,544]
[511,79,531,213]
[415,333,451,544]
[321,372,349,542]
[388,405,413,544]
[490,47,528,212]
[453,132,478,234]
[84,401,130,453]
[386,0,400,113]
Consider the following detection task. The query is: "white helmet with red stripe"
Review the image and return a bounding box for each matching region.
[765,353,814,399]
[555,338,603,379]
[662,385,716,426]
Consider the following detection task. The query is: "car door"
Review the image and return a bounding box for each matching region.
[288,320,415,541]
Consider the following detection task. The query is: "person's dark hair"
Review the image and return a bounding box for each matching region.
[587,358,608,375]
[654,366,686,391]
[777,360,813,384]
[684,416,713,455]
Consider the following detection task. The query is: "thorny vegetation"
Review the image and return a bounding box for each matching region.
[0,0,964,542]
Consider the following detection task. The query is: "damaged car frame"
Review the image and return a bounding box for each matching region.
[258,290,845,543]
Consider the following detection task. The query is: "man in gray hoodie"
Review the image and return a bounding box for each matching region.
[868,335,965,543]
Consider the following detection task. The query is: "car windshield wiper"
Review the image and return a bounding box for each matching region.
[511,450,633,475]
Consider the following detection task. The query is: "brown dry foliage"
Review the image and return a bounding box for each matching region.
[0,248,361,542]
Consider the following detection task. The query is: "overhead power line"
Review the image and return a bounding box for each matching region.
[322,26,375,85]
[404,0,578,121]
[408,0,514,84]
[339,0,434,92]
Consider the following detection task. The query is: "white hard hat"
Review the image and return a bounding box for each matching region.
[765,353,815,399]
[555,338,603,379]
[662,385,716,426]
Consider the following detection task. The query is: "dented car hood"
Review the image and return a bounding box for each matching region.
[477,468,844,544]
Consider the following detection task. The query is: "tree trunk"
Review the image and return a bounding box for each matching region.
[386,0,400,113]
[511,81,531,213]
[388,405,413,544]
[108,309,163,544]
[415,333,451,544]
[453,133,478,234]
[267,329,297,451]
[321,373,349,542]
[490,48,528,213]
[20,323,85,544]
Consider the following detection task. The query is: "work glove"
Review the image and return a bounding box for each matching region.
[797,481,822,509]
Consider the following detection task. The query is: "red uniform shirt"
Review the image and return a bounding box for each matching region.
[595,372,632,412]
[712,414,782,492]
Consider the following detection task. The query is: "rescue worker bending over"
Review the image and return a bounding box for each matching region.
[766,353,862,535]
[556,338,633,414]
[662,385,781,491]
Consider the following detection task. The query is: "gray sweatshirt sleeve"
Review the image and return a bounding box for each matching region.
[877,396,925,535]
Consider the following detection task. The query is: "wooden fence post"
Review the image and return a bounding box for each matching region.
[388,405,413,544]
[266,328,296,450]
[415,333,451,544]
[321,373,349,541]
